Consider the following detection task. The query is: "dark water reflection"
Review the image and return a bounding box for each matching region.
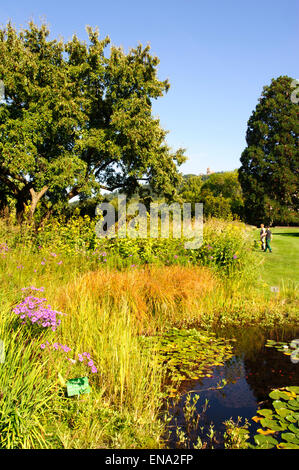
[167,326,299,448]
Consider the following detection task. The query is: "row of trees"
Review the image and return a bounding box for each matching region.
[76,170,244,221]
[0,22,297,225]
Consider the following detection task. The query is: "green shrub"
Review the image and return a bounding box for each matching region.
[0,215,259,279]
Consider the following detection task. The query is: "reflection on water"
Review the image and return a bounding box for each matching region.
[167,326,299,448]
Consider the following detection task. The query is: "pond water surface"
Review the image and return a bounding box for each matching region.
[167,326,299,448]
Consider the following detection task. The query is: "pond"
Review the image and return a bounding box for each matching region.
[166,326,299,448]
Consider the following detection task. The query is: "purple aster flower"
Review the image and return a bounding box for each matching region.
[14,294,65,331]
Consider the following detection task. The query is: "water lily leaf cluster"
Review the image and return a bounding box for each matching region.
[252,386,299,449]
[265,339,299,362]
[141,328,234,393]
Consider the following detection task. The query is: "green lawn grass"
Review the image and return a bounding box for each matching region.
[255,227,299,287]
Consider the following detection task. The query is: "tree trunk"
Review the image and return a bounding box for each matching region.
[29,186,48,220]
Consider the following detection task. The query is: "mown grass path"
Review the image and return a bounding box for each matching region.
[254,227,299,287]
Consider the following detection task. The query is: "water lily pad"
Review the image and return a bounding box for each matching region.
[276,408,289,419]
[277,442,299,449]
[287,400,299,411]
[256,428,276,435]
[252,416,262,423]
[288,423,299,435]
[285,414,297,423]
[260,418,286,431]
[257,408,273,417]
[273,400,287,410]
[281,432,299,444]
[254,434,278,448]
[269,390,290,401]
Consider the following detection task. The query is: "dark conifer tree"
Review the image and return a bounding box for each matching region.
[239,76,299,225]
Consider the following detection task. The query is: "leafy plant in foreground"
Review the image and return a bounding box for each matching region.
[223,417,250,449]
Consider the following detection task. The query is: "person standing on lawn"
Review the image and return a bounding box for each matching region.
[260,224,266,251]
[264,227,272,252]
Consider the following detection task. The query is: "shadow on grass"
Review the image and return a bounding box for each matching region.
[273,232,299,237]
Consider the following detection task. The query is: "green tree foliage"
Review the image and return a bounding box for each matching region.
[200,193,233,219]
[201,171,242,200]
[201,171,244,219]
[0,21,186,219]
[239,76,299,226]
[179,171,244,220]
[179,175,203,214]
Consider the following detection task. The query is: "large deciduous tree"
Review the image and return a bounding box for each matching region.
[0,21,186,220]
[238,76,299,226]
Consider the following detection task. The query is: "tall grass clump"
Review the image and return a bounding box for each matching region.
[0,305,58,448]
[57,265,217,334]
[56,263,298,334]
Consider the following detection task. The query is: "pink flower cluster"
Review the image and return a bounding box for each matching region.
[40,341,71,353]
[40,342,98,373]
[21,286,45,293]
[78,352,98,374]
[40,341,71,352]
[0,242,9,255]
[13,295,64,331]
[14,287,98,376]
[92,249,107,262]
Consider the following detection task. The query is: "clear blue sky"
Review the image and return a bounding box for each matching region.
[3,0,299,174]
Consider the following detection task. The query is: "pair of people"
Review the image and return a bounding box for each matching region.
[260,224,272,252]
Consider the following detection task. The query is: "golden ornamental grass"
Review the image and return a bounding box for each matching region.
[57,265,217,333]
